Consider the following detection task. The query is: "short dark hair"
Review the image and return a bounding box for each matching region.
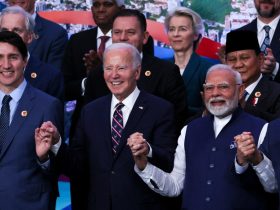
[114,9,147,32]
[0,31,27,59]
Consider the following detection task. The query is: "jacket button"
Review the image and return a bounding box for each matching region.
[111,171,115,174]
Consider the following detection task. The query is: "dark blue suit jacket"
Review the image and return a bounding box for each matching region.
[0,84,63,210]
[25,55,64,101]
[29,14,68,69]
[238,18,280,82]
[58,91,177,210]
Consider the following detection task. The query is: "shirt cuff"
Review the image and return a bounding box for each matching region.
[272,62,279,79]
[37,158,50,170]
[81,77,87,95]
[134,162,154,178]
[146,141,152,158]
[51,137,62,156]
[235,156,249,174]
[252,153,269,174]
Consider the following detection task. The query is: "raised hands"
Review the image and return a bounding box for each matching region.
[127,132,149,170]
[234,131,263,166]
[83,50,102,75]
[261,48,276,75]
[35,121,60,161]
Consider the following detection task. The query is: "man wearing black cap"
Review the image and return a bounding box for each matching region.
[238,0,280,83]
[225,30,280,121]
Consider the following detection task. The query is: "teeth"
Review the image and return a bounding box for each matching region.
[112,82,121,85]
[1,71,13,76]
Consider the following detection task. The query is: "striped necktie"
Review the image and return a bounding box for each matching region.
[111,102,124,154]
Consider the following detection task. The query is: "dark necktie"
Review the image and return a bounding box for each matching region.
[98,36,110,59]
[0,95,12,151]
[111,102,124,154]
[260,25,271,55]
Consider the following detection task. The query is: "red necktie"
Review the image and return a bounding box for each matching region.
[98,36,110,59]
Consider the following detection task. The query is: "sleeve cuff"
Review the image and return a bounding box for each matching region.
[51,137,62,156]
[235,156,249,174]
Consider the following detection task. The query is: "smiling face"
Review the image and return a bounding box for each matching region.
[203,69,243,118]
[167,15,198,53]
[8,0,36,14]
[254,0,280,19]
[226,49,263,87]
[103,48,140,101]
[0,42,26,94]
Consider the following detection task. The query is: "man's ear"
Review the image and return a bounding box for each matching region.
[142,31,150,45]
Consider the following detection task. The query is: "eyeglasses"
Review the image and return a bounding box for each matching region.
[203,83,240,93]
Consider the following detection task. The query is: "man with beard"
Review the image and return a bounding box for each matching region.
[127,64,277,210]
[238,0,280,82]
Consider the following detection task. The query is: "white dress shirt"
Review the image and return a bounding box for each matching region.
[135,115,277,197]
[244,74,262,101]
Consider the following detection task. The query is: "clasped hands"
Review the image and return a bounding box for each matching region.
[35,121,60,162]
[234,131,263,166]
[127,132,149,171]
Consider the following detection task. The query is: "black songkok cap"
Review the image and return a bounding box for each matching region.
[225,30,260,55]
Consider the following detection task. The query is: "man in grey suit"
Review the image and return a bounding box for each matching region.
[0,31,63,210]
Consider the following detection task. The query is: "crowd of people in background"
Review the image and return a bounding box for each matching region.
[0,0,279,210]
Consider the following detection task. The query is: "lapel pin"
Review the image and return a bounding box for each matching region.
[21,110,28,117]
[255,91,261,97]
[31,72,37,79]
[139,106,143,110]
[145,70,151,77]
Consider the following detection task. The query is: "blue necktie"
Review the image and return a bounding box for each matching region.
[260,25,271,55]
[0,95,12,151]
[111,103,124,154]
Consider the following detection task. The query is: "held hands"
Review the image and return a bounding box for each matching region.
[234,132,263,166]
[35,121,60,162]
[127,132,149,171]
[261,48,276,75]
[83,50,102,75]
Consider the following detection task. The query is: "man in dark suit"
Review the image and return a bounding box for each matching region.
[0,31,63,210]
[238,0,280,82]
[8,0,68,69]
[0,6,64,101]
[36,43,177,210]
[225,30,280,121]
[85,9,188,134]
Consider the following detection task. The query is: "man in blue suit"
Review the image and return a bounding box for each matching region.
[238,0,280,82]
[0,6,64,101]
[37,43,177,210]
[0,31,63,210]
[8,0,68,69]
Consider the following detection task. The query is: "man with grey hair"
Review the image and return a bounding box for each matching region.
[8,0,68,69]
[36,42,177,210]
[128,64,277,210]
[0,6,64,101]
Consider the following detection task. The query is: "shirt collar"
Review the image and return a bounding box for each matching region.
[0,79,27,103]
[257,15,280,33]
[97,27,112,39]
[111,86,140,111]
[245,74,262,95]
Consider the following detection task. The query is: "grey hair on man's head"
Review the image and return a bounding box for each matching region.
[164,6,204,36]
[0,6,35,32]
[103,42,141,69]
[206,64,243,85]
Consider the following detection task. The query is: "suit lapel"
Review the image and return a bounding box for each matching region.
[245,77,268,108]
[114,92,147,159]
[182,53,200,86]
[0,85,35,159]
[271,20,280,61]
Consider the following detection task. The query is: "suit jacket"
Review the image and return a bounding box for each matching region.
[29,14,68,69]
[25,55,64,101]
[0,84,63,210]
[169,52,213,116]
[85,54,188,134]
[238,18,280,82]
[57,91,177,210]
[244,76,280,121]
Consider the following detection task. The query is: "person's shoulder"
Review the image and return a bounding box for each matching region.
[139,91,173,108]
[83,94,110,110]
[27,84,60,103]
[28,56,61,75]
[70,28,97,40]
[36,14,66,32]
[236,18,257,31]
